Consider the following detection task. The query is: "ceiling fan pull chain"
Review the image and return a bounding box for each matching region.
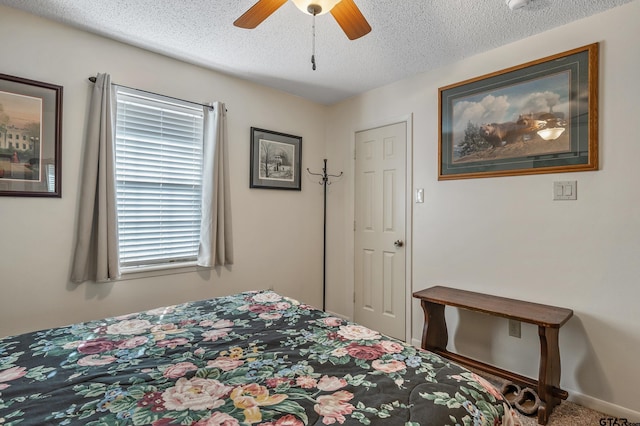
[311,10,317,70]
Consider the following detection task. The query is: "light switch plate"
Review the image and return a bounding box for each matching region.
[553,181,577,200]
[415,188,424,203]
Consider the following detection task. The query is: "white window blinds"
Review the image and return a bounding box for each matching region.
[114,86,204,269]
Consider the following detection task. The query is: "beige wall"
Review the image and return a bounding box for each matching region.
[0,6,327,337]
[325,0,640,419]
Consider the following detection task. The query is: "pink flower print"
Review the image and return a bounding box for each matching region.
[163,362,198,379]
[207,357,245,372]
[162,377,232,411]
[316,376,347,392]
[314,391,355,425]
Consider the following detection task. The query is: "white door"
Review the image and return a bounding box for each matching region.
[354,122,406,340]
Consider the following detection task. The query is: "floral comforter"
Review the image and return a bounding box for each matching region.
[0,290,514,425]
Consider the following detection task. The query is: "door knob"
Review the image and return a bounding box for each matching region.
[394,240,404,247]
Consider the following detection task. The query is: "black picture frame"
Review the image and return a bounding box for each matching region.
[0,73,62,196]
[250,127,302,190]
[439,43,598,180]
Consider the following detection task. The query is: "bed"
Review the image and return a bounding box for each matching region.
[0,290,517,425]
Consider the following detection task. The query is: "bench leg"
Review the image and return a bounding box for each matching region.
[537,326,561,425]
[420,301,448,352]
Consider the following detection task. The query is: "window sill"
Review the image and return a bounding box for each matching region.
[118,261,209,281]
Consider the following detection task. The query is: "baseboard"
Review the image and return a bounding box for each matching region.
[325,310,351,322]
[408,339,639,421]
[567,390,640,422]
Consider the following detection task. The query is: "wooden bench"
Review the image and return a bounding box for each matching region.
[413,286,573,425]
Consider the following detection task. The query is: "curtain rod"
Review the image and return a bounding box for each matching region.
[88,76,221,111]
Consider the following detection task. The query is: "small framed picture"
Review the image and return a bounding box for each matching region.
[439,43,598,180]
[250,127,302,190]
[0,73,63,197]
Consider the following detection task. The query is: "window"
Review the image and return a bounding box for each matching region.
[114,86,204,270]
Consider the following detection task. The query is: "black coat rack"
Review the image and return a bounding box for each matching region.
[307,159,343,311]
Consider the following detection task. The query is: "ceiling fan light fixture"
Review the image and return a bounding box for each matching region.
[292,0,342,16]
[506,0,530,10]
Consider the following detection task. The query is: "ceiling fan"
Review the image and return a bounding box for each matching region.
[234,0,371,40]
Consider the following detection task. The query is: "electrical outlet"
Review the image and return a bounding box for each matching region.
[509,319,521,338]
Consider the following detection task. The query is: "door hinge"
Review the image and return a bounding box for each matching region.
[353,220,356,231]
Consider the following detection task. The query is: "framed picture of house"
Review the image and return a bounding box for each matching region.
[439,43,598,180]
[250,127,302,190]
[0,73,62,196]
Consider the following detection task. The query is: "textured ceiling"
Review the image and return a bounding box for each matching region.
[0,0,634,104]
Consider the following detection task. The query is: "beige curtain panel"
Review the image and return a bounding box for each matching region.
[70,73,120,283]
[197,102,234,267]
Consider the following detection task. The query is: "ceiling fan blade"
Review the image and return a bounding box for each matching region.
[330,0,371,40]
[234,0,288,29]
